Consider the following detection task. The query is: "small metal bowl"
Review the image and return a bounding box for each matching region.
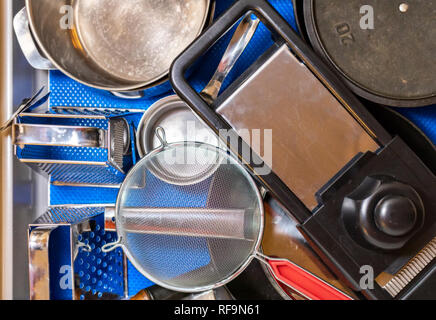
[136,95,223,158]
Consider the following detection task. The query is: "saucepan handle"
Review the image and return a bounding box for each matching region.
[13,7,56,70]
[256,253,352,300]
[200,12,260,104]
[110,91,145,100]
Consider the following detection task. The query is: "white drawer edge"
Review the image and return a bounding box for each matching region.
[0,0,14,300]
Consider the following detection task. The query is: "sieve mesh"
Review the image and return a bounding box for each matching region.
[116,142,263,291]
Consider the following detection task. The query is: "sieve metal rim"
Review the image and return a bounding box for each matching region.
[150,142,222,186]
[136,95,224,158]
[104,141,265,293]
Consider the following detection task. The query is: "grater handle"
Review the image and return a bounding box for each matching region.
[110,91,145,100]
[13,124,107,148]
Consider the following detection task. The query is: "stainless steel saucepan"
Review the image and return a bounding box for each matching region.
[14,0,213,97]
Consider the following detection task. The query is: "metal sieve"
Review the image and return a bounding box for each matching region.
[102,128,352,299]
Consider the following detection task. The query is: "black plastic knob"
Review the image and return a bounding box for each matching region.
[342,176,424,251]
[374,195,417,237]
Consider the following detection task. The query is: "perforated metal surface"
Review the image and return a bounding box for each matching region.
[75,224,125,299]
[50,185,120,206]
[114,143,263,292]
[45,2,297,296]
[15,112,135,185]
[35,206,104,224]
[33,208,126,299]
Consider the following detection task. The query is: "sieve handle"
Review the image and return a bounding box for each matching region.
[260,255,352,300]
[255,253,352,300]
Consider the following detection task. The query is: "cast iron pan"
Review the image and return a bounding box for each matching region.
[304,0,436,107]
[291,0,309,42]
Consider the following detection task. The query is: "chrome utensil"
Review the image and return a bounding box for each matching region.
[29,206,129,300]
[14,110,134,186]
[201,13,260,104]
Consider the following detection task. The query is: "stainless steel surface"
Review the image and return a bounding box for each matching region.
[13,124,106,148]
[2,0,48,300]
[201,13,260,104]
[21,0,211,92]
[104,137,349,298]
[104,206,116,232]
[136,14,258,157]
[0,0,13,299]
[102,141,264,293]
[382,236,436,298]
[28,226,55,300]
[121,207,249,240]
[30,206,126,300]
[13,8,54,70]
[14,113,131,185]
[75,0,209,83]
[136,95,222,157]
[138,129,222,186]
[183,287,234,300]
[108,117,131,171]
[216,44,380,210]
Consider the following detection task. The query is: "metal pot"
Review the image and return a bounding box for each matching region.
[15,0,213,97]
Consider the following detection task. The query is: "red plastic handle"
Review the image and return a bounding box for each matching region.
[268,259,352,300]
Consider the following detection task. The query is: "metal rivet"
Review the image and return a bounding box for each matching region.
[399,3,409,12]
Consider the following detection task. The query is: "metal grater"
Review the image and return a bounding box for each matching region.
[109,118,130,172]
[29,206,128,300]
[35,206,105,224]
[383,237,436,298]
[13,109,136,186]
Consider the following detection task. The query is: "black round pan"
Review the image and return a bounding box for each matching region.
[303,0,436,107]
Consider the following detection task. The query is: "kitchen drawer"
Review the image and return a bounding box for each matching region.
[1,0,435,300]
